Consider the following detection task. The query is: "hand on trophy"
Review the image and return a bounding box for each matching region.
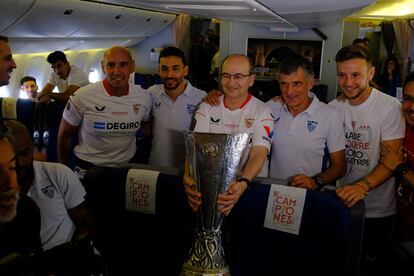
[217,180,248,216]
[183,174,202,212]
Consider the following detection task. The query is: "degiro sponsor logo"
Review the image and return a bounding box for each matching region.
[93,121,140,130]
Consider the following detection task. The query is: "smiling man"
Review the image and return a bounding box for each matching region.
[147,46,207,168]
[0,36,16,87]
[183,54,274,215]
[57,46,151,178]
[329,45,405,274]
[268,54,346,190]
[37,51,89,103]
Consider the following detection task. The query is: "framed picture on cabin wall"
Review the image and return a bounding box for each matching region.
[247,38,323,80]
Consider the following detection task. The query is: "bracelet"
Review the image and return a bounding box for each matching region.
[360,177,373,192]
[236,177,252,188]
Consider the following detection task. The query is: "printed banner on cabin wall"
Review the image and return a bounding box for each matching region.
[264,184,306,235]
[125,169,159,214]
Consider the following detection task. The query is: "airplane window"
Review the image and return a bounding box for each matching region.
[0,86,9,97]
[19,91,29,99]
[89,68,100,83]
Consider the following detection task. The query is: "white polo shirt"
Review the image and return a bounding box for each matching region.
[194,94,274,177]
[329,88,405,218]
[63,80,152,166]
[148,82,207,168]
[268,93,345,179]
[47,65,89,93]
[28,161,86,250]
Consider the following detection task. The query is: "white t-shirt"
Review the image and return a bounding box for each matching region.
[63,80,152,166]
[268,93,346,179]
[47,65,89,93]
[194,94,274,177]
[329,88,405,218]
[28,161,86,250]
[148,82,207,168]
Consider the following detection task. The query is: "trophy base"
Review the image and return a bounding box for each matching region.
[181,228,230,276]
[181,265,230,276]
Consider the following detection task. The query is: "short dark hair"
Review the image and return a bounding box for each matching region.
[0,120,15,149]
[278,54,314,79]
[47,51,68,64]
[0,35,9,43]
[352,38,365,45]
[335,45,372,65]
[159,46,187,66]
[403,72,414,92]
[209,34,219,47]
[20,76,36,86]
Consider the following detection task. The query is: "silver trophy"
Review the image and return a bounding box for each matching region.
[182,131,250,276]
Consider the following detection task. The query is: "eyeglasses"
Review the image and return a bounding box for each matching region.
[403,95,414,104]
[221,73,252,81]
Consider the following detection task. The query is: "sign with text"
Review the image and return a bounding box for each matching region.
[264,184,306,235]
[125,169,159,214]
[1,97,17,119]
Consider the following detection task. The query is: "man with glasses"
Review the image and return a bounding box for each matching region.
[183,54,274,215]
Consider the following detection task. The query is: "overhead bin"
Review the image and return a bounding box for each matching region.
[0,0,34,33]
[115,9,175,37]
[2,0,100,37]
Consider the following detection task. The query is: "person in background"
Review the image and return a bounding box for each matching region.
[57,46,151,178]
[353,37,369,49]
[268,55,346,190]
[376,55,401,98]
[209,34,220,90]
[329,45,405,276]
[380,72,414,242]
[148,46,207,168]
[37,50,89,103]
[20,76,38,99]
[183,54,274,216]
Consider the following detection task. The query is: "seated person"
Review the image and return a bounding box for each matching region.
[37,51,89,103]
[0,120,42,260]
[20,76,38,99]
[5,119,100,275]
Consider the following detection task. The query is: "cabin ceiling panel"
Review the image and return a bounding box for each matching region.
[113,9,175,37]
[2,0,100,37]
[94,0,378,29]
[96,0,297,30]
[0,0,34,33]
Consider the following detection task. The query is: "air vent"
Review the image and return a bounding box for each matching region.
[63,9,73,15]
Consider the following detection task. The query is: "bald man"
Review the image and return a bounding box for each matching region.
[57,46,152,178]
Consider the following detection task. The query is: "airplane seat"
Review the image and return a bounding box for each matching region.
[133,72,145,88]
[229,182,365,276]
[0,97,39,136]
[311,84,328,103]
[45,101,78,168]
[83,166,192,275]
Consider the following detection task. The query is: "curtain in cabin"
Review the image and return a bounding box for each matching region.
[173,13,191,52]
[381,21,395,56]
[392,19,414,78]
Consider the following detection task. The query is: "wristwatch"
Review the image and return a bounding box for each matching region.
[395,163,410,176]
[312,175,325,190]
